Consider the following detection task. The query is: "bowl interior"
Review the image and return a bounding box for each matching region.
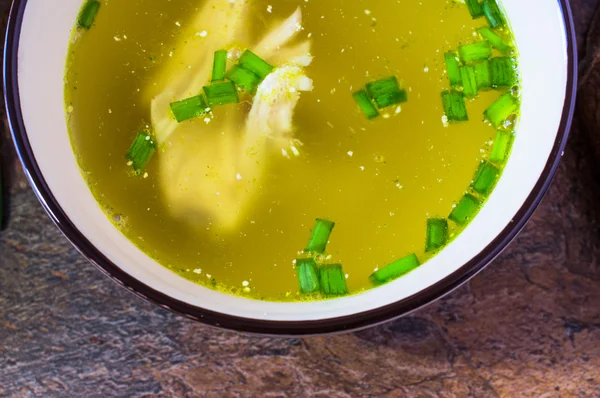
[12,0,571,322]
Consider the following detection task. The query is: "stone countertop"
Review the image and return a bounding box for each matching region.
[2,1,600,396]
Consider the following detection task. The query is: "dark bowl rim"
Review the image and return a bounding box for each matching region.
[3,0,577,336]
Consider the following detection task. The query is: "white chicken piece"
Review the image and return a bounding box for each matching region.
[151,0,249,145]
[247,65,313,151]
[151,4,312,233]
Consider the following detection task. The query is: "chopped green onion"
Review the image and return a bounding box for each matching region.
[483,0,505,28]
[370,254,420,285]
[365,77,407,108]
[170,95,208,123]
[458,42,492,64]
[239,50,274,80]
[460,66,478,97]
[126,131,156,173]
[373,91,408,108]
[426,218,449,253]
[489,130,514,164]
[78,0,101,29]
[449,194,481,226]
[320,264,348,296]
[484,93,518,127]
[227,65,261,93]
[366,76,400,97]
[305,218,335,254]
[474,60,492,90]
[472,161,500,196]
[203,81,239,106]
[465,0,484,18]
[441,90,468,122]
[444,52,462,86]
[211,50,228,82]
[296,258,320,294]
[478,27,511,54]
[490,57,516,87]
[353,90,380,119]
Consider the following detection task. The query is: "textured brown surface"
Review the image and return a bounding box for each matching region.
[2,1,600,397]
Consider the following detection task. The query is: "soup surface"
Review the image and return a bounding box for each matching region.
[65,0,519,300]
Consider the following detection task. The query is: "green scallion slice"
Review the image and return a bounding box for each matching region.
[465,0,484,18]
[211,49,228,82]
[449,194,481,226]
[370,254,420,285]
[239,50,274,80]
[353,90,380,119]
[296,258,320,294]
[320,264,348,296]
[441,90,468,122]
[483,0,505,28]
[444,52,462,86]
[426,218,449,253]
[489,130,514,164]
[374,90,408,108]
[460,65,478,97]
[226,65,261,93]
[484,93,518,127]
[366,76,400,97]
[126,131,156,173]
[170,95,208,123]
[474,60,492,90]
[305,218,335,254]
[490,57,516,87]
[203,81,239,106]
[78,0,101,29]
[458,42,492,64]
[365,77,407,108]
[472,161,500,197]
[478,27,511,54]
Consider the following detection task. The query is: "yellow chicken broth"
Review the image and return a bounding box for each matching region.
[65,0,513,300]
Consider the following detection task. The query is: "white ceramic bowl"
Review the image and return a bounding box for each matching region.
[4,0,577,334]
